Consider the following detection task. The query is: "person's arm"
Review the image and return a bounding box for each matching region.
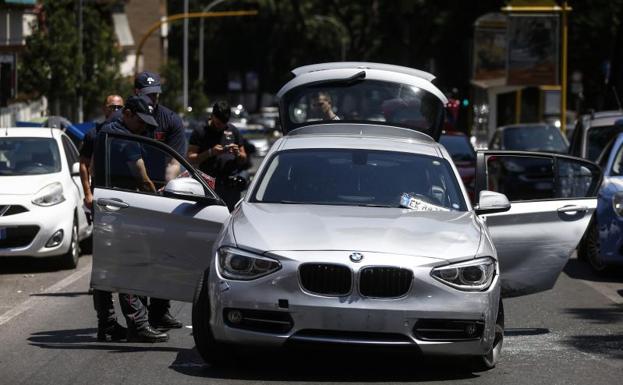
[128,158,156,192]
[78,156,93,209]
[165,113,187,181]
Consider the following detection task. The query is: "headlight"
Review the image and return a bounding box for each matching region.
[612,192,623,216]
[32,182,65,206]
[431,257,496,291]
[217,247,281,280]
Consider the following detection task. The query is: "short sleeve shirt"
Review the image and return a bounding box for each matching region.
[143,104,186,180]
[98,118,142,189]
[189,122,243,178]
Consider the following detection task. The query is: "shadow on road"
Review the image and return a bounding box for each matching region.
[170,345,484,381]
[564,258,623,284]
[0,256,70,274]
[30,291,91,298]
[565,306,623,324]
[27,327,184,354]
[562,334,623,361]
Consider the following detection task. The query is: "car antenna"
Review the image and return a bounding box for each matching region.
[613,86,623,111]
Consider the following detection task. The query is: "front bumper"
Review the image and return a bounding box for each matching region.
[208,250,500,357]
[0,196,75,258]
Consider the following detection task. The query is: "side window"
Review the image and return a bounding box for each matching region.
[611,143,623,176]
[102,137,215,198]
[485,154,600,201]
[490,133,500,150]
[61,135,78,169]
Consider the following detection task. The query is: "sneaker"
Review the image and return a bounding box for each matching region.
[150,312,183,330]
[97,322,127,342]
[127,325,169,343]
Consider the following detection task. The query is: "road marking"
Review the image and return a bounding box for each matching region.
[577,279,623,305]
[0,261,92,327]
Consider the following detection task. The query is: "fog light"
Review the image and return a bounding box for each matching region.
[227,309,243,324]
[45,230,64,247]
[464,322,478,337]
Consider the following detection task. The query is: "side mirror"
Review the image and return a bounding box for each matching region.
[71,162,80,176]
[164,177,206,197]
[475,190,511,215]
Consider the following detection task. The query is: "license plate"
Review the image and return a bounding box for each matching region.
[0,227,6,240]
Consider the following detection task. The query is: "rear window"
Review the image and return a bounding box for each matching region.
[253,149,467,211]
[281,79,444,138]
[440,134,476,162]
[587,124,623,161]
[503,125,568,153]
[0,138,61,175]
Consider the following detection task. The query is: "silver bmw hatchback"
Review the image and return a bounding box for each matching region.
[91,62,601,371]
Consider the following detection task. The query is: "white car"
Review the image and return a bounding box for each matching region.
[0,127,92,268]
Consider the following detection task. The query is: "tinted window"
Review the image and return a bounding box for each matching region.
[486,155,600,201]
[253,149,467,211]
[502,125,568,153]
[282,80,444,137]
[0,138,61,175]
[587,124,623,161]
[440,134,476,162]
[611,142,623,176]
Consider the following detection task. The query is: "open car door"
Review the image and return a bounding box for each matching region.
[91,131,230,302]
[475,151,602,297]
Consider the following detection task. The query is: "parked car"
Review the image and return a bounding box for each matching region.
[440,130,476,201]
[578,132,623,272]
[0,127,92,268]
[569,110,623,161]
[488,123,569,153]
[89,62,600,371]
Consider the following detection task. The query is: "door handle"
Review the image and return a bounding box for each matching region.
[557,205,588,214]
[96,198,130,211]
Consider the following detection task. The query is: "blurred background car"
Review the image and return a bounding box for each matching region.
[577,132,623,272]
[568,110,623,161]
[488,123,569,153]
[0,127,92,269]
[440,130,476,201]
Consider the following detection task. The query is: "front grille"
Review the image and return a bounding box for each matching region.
[0,226,40,248]
[359,267,413,298]
[299,263,352,296]
[413,319,485,341]
[289,329,413,345]
[0,205,28,216]
[223,308,293,334]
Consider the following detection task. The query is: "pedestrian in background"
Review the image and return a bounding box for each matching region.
[187,100,248,211]
[79,94,126,342]
[133,71,185,330]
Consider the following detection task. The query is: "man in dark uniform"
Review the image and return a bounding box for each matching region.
[80,94,126,342]
[133,71,185,329]
[97,95,169,342]
[187,100,248,211]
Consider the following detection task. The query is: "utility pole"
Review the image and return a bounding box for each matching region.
[77,0,83,122]
[183,0,189,113]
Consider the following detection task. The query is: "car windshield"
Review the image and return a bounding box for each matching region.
[282,79,444,137]
[587,124,623,161]
[440,134,476,162]
[253,149,467,211]
[0,138,61,176]
[503,125,568,153]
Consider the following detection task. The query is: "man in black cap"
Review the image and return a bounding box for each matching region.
[188,100,248,211]
[133,71,185,330]
[94,95,169,342]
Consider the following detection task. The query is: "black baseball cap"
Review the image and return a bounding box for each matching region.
[134,71,162,95]
[124,95,158,126]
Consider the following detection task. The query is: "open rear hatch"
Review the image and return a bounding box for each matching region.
[276,62,448,141]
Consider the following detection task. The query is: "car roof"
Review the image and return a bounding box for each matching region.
[495,123,552,131]
[583,110,623,128]
[277,123,442,157]
[0,127,58,139]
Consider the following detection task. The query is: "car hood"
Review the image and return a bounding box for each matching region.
[0,174,61,196]
[232,203,482,260]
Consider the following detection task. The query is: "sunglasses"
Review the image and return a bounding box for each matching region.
[107,105,124,111]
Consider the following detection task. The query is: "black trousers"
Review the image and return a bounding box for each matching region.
[92,289,117,327]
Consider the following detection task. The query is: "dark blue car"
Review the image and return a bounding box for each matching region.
[578,131,623,271]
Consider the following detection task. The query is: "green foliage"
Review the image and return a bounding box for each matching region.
[18,0,126,121]
[159,59,183,113]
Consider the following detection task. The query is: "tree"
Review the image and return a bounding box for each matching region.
[18,0,127,121]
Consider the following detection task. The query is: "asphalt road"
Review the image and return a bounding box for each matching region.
[0,254,622,385]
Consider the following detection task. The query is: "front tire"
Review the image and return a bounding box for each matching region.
[59,218,79,269]
[192,270,232,366]
[579,220,608,273]
[472,300,504,371]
